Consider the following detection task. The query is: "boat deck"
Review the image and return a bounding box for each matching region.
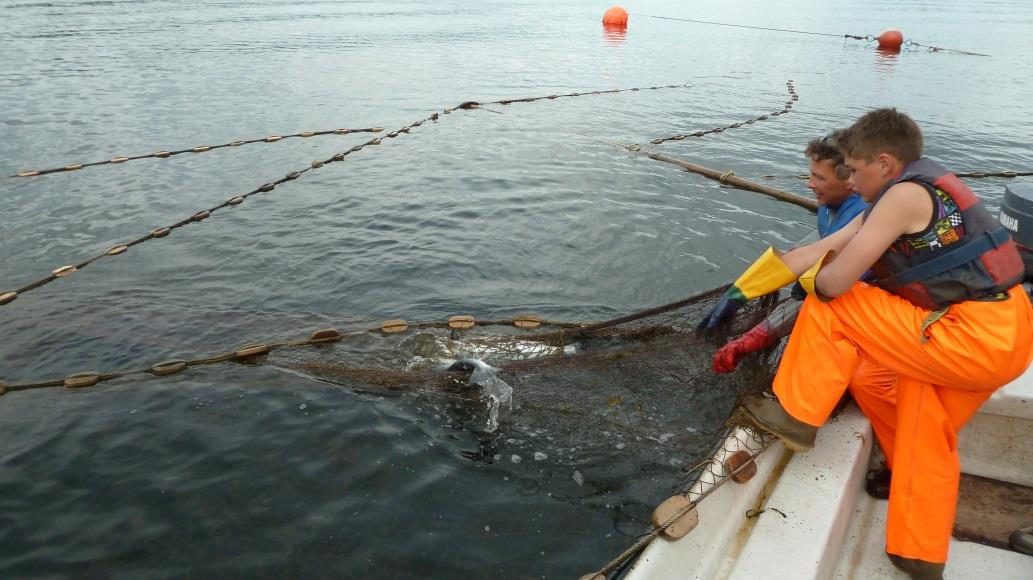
[626,366,1033,579]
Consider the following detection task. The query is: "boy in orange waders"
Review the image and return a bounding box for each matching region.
[699,108,1033,579]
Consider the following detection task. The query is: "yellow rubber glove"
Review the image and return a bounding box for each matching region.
[797,251,836,301]
[733,247,798,300]
[699,247,797,332]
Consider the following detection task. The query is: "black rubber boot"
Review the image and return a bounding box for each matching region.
[865,466,891,500]
[887,554,945,579]
[1011,526,1033,556]
[740,391,817,452]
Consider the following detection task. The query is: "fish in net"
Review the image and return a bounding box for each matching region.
[268,285,786,527]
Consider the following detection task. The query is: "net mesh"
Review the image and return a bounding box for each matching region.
[268,285,785,511]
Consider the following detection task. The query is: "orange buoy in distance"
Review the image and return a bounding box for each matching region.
[602,6,628,27]
[877,29,904,50]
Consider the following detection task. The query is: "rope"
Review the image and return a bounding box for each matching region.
[11,128,386,178]
[485,82,693,106]
[760,170,1033,180]
[637,14,989,57]
[955,171,1033,178]
[0,82,695,309]
[903,39,990,57]
[745,507,786,518]
[635,14,846,38]
[583,437,776,578]
[523,284,729,342]
[648,81,798,146]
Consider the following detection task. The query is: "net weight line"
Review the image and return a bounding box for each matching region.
[8,83,696,179]
[11,128,386,178]
[647,80,798,146]
[0,317,574,395]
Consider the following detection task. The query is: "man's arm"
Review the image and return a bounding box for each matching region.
[779,213,863,273]
[698,186,925,333]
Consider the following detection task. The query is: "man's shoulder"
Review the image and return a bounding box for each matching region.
[842,192,868,215]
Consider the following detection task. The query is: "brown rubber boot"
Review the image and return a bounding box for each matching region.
[887,554,945,579]
[740,391,817,452]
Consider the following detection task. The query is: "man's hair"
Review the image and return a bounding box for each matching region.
[838,108,923,165]
[804,130,850,179]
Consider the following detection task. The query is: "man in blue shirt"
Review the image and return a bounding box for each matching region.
[710,133,866,372]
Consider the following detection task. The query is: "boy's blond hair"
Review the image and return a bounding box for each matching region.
[838,108,923,165]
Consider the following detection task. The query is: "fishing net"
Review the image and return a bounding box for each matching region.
[269,284,787,521]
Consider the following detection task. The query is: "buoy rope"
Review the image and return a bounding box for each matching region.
[0,285,736,396]
[0,316,590,396]
[648,80,798,146]
[11,127,386,178]
[0,284,741,396]
[0,82,695,309]
[582,436,776,579]
[637,14,989,57]
[635,14,846,38]
[903,39,990,57]
[760,170,1033,180]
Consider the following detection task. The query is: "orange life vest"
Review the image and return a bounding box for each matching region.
[864,158,1024,310]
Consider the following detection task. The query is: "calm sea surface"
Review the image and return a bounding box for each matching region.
[2,0,1032,577]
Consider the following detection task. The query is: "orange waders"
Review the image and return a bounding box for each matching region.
[849,355,899,466]
[772,282,1033,563]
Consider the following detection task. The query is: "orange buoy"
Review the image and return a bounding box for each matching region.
[602,6,628,27]
[877,29,904,50]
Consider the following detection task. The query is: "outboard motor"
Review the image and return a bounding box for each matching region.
[999,183,1033,282]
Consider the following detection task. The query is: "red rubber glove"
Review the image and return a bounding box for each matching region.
[712,322,777,373]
